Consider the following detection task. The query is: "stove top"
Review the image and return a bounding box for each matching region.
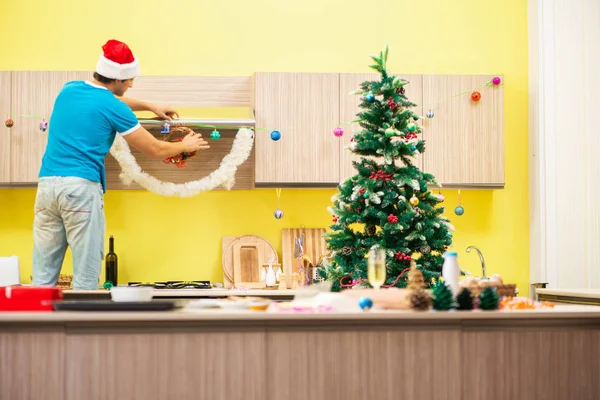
[128,280,212,289]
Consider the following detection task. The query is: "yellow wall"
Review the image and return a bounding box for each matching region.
[0,0,529,294]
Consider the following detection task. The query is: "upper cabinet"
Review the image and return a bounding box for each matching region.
[421,75,504,188]
[1,71,504,189]
[0,72,11,184]
[254,72,341,186]
[9,72,91,184]
[339,73,424,183]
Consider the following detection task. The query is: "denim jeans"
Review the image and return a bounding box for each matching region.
[32,177,105,290]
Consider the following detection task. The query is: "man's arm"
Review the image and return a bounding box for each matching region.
[122,126,209,159]
[119,96,153,112]
[119,97,180,120]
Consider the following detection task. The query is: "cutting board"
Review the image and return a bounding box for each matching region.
[222,235,278,288]
[281,228,327,288]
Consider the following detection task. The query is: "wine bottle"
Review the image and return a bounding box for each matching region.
[105,235,118,286]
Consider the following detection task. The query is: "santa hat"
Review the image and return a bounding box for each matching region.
[96,39,140,80]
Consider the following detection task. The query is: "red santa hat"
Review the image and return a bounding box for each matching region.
[96,39,140,80]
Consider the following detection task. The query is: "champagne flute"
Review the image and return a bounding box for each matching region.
[368,248,386,290]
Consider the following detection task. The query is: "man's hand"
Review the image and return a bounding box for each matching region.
[182,131,210,153]
[151,105,180,121]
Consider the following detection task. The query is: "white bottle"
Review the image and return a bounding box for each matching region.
[442,251,461,297]
[265,264,277,287]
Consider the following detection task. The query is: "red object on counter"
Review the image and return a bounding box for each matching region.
[0,286,63,311]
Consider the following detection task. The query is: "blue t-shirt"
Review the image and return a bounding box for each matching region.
[39,80,140,192]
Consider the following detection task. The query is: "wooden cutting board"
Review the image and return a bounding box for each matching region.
[281,228,327,288]
[222,235,278,288]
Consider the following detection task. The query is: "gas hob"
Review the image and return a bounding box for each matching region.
[127,281,212,290]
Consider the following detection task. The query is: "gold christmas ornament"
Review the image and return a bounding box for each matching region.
[407,260,425,289]
[409,194,419,206]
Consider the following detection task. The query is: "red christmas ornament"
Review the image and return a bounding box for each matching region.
[387,214,398,224]
[370,169,394,182]
[394,251,412,262]
[4,118,14,128]
[387,97,399,111]
[332,216,339,223]
[471,91,481,102]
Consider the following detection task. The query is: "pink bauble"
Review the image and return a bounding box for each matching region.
[333,127,344,137]
[492,76,501,85]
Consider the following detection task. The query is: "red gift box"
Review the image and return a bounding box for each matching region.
[0,286,63,311]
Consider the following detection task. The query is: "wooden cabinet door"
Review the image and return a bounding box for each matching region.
[0,72,11,184]
[339,73,423,183]
[421,75,504,188]
[254,72,340,185]
[10,72,74,183]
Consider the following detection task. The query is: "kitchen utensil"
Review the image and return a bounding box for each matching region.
[110,287,153,302]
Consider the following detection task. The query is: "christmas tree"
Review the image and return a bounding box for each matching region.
[320,46,454,292]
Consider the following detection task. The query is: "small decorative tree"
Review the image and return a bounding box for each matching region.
[320,46,454,291]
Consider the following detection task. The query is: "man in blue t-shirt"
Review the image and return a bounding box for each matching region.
[31,39,209,290]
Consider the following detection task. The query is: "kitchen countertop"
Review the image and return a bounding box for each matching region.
[536,288,600,305]
[3,303,600,399]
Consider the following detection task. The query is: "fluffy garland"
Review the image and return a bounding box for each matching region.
[109,128,254,198]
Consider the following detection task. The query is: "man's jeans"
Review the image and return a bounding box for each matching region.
[32,177,105,290]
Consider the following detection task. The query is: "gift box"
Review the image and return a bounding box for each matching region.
[0,286,63,311]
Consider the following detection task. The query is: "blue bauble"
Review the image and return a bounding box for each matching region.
[411,145,417,151]
[210,130,221,140]
[358,296,373,311]
[454,205,464,216]
[270,130,281,141]
[274,209,284,219]
[366,93,375,102]
[447,232,452,237]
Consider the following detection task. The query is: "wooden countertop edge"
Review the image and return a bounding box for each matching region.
[536,288,600,299]
[63,289,298,297]
[2,307,600,324]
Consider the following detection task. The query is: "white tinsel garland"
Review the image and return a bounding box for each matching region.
[109,128,255,198]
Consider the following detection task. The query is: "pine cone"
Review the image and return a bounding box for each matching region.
[365,225,377,236]
[419,245,431,254]
[341,246,352,256]
[409,288,431,311]
[396,86,406,96]
[478,286,500,310]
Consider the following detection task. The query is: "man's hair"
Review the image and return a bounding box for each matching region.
[93,72,116,84]
[93,72,131,84]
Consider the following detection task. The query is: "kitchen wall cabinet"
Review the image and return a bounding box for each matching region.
[338,73,424,183]
[9,71,91,184]
[254,72,341,185]
[421,74,505,188]
[0,72,11,184]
